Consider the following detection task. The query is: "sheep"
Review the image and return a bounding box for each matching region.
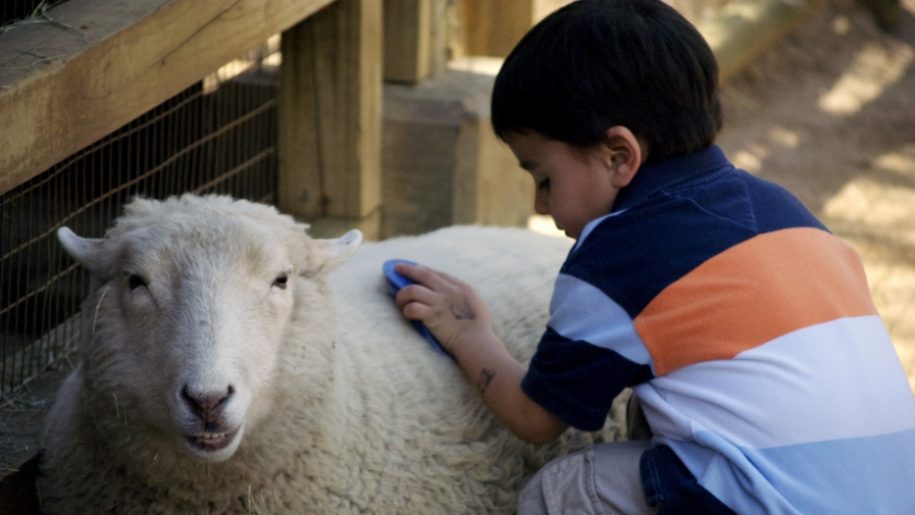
[37,194,628,514]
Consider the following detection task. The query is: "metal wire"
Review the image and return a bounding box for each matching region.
[0,56,279,398]
[0,1,69,30]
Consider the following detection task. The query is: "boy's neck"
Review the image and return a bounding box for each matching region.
[611,145,730,213]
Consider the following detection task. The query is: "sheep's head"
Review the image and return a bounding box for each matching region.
[56,195,361,463]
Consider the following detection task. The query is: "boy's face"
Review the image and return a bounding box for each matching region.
[506,131,622,240]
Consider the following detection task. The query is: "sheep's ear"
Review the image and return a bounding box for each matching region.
[302,229,363,278]
[57,227,114,275]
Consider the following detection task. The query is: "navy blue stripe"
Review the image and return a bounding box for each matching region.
[614,145,734,211]
[565,166,825,318]
[523,327,653,431]
[641,445,736,514]
[746,172,827,233]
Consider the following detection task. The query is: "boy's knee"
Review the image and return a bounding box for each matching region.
[518,442,655,515]
[517,469,549,515]
[517,448,601,515]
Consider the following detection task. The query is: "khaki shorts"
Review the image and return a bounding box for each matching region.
[517,440,657,515]
[518,395,655,515]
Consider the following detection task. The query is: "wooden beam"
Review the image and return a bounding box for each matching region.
[458,0,568,58]
[0,0,337,195]
[427,0,448,77]
[278,0,382,228]
[383,0,431,83]
[699,0,824,83]
[459,0,534,57]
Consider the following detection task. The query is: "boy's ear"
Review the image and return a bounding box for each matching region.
[602,126,644,188]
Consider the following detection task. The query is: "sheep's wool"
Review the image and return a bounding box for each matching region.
[37,195,626,514]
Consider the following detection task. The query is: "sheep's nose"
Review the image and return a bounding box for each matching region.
[181,384,234,421]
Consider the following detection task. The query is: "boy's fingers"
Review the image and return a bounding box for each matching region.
[395,283,432,309]
[401,263,466,289]
[396,263,450,290]
[437,271,464,287]
[401,300,431,321]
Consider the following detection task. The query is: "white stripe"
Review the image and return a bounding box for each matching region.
[669,428,915,515]
[549,273,653,369]
[638,315,915,449]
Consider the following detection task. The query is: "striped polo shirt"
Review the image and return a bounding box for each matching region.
[522,145,915,514]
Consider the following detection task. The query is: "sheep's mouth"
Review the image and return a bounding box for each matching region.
[186,427,240,452]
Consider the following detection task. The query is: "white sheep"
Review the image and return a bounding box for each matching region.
[38,194,627,514]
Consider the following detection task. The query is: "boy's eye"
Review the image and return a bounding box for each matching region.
[538,179,550,189]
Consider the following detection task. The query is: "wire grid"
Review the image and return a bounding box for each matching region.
[0,1,68,28]
[0,66,278,398]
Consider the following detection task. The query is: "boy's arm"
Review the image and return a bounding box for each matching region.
[395,264,567,444]
[451,325,567,444]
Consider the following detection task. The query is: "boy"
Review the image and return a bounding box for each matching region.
[394,1,915,513]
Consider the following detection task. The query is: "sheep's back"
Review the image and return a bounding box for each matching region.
[317,226,620,514]
[333,224,570,360]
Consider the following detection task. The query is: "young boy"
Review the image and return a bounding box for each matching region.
[394,1,915,513]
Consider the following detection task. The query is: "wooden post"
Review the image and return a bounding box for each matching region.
[427,0,449,77]
[382,0,449,83]
[458,0,569,57]
[381,57,534,238]
[698,0,824,83]
[383,0,431,83]
[278,0,383,238]
[459,0,532,57]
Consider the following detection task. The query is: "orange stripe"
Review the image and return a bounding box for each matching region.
[634,227,877,375]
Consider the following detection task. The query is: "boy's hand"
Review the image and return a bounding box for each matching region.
[393,263,494,358]
[393,262,566,444]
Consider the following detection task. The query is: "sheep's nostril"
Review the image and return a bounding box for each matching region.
[181,384,234,420]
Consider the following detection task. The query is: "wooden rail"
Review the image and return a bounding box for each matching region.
[699,0,824,82]
[0,0,337,195]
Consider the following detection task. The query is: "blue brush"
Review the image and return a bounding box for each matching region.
[383,259,453,359]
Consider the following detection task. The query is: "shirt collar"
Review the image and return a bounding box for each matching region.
[612,145,732,212]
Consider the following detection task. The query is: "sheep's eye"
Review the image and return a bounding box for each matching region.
[272,274,289,290]
[127,273,148,291]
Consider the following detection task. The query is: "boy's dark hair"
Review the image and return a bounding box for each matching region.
[491,0,722,161]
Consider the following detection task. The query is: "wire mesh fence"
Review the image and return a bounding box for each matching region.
[0,0,68,29]
[0,55,279,398]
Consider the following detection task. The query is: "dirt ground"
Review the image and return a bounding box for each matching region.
[2,0,914,479]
